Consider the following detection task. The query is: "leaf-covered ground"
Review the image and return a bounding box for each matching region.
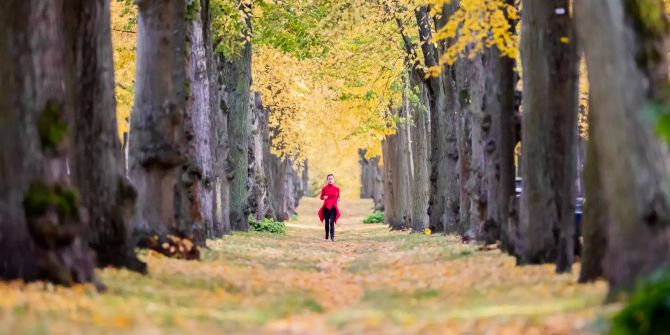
[1,198,616,334]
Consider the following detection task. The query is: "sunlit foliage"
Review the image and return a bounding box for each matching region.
[111,1,137,140]
[426,0,519,74]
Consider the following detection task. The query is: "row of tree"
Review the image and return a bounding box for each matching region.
[0,0,304,287]
[361,0,670,295]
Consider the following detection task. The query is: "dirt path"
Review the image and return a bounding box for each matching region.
[0,197,612,335]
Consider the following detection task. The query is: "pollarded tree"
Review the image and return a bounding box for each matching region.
[576,0,670,294]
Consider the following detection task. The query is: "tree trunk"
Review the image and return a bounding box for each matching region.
[409,71,431,232]
[518,0,578,273]
[129,0,199,246]
[464,55,486,240]
[382,136,399,227]
[359,149,374,199]
[213,53,231,235]
[576,0,670,293]
[65,0,145,272]
[416,5,460,234]
[285,160,302,216]
[223,6,252,231]
[480,12,517,247]
[248,92,271,220]
[382,127,409,229]
[578,115,607,282]
[262,125,295,222]
[302,161,310,197]
[262,108,280,221]
[372,156,384,211]
[184,0,216,245]
[0,0,98,286]
[442,52,488,239]
[457,91,471,236]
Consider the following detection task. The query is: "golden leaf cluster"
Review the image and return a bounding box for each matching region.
[430,0,519,70]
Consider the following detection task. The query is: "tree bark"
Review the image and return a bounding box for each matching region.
[518,0,578,273]
[454,54,482,237]
[213,53,232,235]
[183,0,216,245]
[455,56,486,238]
[285,160,302,215]
[301,160,310,197]
[479,3,517,247]
[576,0,670,293]
[65,0,145,272]
[223,4,252,231]
[129,0,198,244]
[359,149,374,199]
[248,92,271,221]
[409,70,431,232]
[372,156,384,211]
[416,5,460,234]
[456,80,472,235]
[382,107,412,229]
[382,136,399,227]
[0,0,98,286]
[266,157,291,221]
[578,113,607,282]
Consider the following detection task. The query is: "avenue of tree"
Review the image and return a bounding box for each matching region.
[0,0,669,302]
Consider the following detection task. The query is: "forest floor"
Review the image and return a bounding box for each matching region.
[1,198,617,334]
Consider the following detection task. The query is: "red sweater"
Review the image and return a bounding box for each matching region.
[317,184,341,223]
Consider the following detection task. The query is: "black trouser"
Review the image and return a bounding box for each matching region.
[323,207,337,240]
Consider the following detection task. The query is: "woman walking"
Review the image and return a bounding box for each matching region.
[318,174,340,241]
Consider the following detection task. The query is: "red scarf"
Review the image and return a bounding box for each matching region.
[317,184,341,223]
